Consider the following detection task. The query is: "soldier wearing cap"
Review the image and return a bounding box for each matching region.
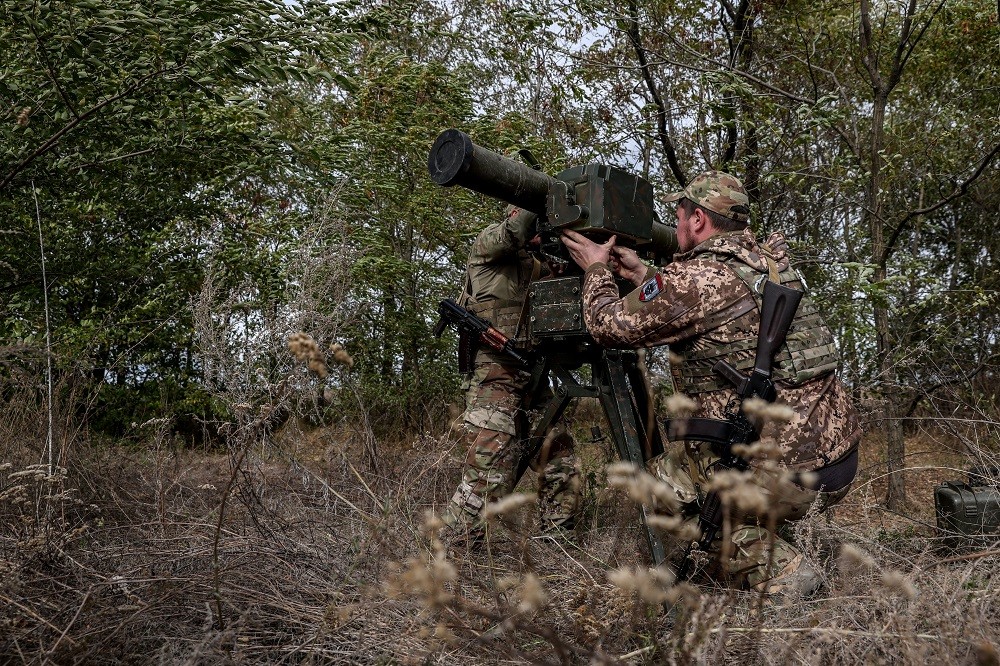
[442,206,580,549]
[562,171,861,596]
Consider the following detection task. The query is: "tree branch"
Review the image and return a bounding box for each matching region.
[895,0,948,89]
[881,141,1000,264]
[625,0,686,187]
[858,0,881,90]
[887,0,919,92]
[718,0,754,168]
[69,148,158,172]
[784,50,863,160]
[28,19,80,121]
[0,66,179,192]
[902,364,985,419]
[796,16,822,103]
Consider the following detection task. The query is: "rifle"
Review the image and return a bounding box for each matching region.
[677,279,803,579]
[433,298,530,370]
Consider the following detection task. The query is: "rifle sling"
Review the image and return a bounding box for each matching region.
[808,446,857,493]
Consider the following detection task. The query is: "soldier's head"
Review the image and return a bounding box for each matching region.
[662,171,750,251]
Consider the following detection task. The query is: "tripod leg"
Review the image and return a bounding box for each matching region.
[597,350,668,566]
[625,351,665,459]
[512,376,571,488]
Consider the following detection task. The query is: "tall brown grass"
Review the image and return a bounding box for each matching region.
[2,385,998,664]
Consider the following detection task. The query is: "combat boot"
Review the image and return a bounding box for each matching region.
[439,520,485,557]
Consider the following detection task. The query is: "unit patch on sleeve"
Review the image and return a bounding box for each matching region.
[638,273,664,302]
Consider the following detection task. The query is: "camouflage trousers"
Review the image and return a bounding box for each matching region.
[648,439,851,595]
[443,355,580,537]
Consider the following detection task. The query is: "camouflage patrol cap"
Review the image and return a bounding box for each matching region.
[662,171,750,224]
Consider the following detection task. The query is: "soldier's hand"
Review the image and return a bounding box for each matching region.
[561,229,616,271]
[610,246,648,285]
[764,232,789,256]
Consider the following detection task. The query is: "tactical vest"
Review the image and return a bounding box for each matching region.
[459,253,541,343]
[670,255,841,394]
[466,298,528,340]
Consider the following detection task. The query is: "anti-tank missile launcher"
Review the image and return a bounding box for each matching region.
[427,128,678,266]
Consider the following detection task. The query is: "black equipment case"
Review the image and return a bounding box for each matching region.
[934,469,1000,549]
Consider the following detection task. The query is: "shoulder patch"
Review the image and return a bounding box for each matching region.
[639,273,664,302]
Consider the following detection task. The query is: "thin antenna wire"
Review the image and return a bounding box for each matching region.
[32,181,54,476]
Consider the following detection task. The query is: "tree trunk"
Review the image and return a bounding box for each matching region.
[866,92,907,510]
[884,391,908,508]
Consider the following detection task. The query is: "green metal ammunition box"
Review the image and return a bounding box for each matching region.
[528,276,586,339]
[935,479,1000,549]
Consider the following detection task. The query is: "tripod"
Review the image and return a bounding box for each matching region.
[514,338,668,566]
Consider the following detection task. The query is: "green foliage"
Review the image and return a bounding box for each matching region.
[0,0,996,447]
[325,52,490,434]
[0,0,353,435]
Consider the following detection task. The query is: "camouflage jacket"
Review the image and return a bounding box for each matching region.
[461,208,543,340]
[582,228,861,472]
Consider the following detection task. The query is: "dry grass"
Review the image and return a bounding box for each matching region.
[2,404,999,665]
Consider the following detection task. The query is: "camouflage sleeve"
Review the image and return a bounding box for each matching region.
[582,259,744,348]
[469,209,537,265]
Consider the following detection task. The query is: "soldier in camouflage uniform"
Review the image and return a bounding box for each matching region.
[442,206,581,546]
[562,171,861,596]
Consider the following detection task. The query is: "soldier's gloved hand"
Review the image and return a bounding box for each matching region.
[763,232,789,257]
